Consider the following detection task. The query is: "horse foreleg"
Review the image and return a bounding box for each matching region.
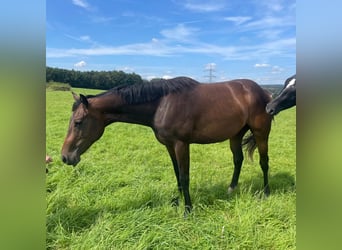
[166,145,181,206]
[174,141,192,216]
[228,136,244,194]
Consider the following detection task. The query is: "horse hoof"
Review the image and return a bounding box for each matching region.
[183,206,192,218]
[227,186,235,194]
[264,187,270,197]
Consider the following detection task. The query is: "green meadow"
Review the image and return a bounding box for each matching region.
[46,87,296,249]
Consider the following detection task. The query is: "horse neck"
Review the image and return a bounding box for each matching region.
[113,102,159,127]
[94,94,158,127]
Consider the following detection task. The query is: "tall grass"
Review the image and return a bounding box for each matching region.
[46,88,296,249]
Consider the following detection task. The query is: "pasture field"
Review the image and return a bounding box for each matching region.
[46,87,296,249]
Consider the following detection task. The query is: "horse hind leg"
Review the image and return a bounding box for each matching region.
[228,137,243,194]
[258,141,270,196]
[253,130,271,196]
[228,127,249,194]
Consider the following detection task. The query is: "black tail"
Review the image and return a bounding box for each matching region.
[242,132,257,161]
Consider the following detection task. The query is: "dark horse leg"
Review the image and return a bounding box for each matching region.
[228,127,249,194]
[254,130,271,196]
[174,141,192,215]
[166,144,181,206]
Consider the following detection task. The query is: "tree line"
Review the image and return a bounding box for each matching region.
[46,66,144,90]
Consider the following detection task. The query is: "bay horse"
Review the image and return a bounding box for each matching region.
[266,74,296,115]
[61,77,273,215]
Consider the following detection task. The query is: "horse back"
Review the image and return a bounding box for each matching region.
[198,79,271,113]
[153,79,271,144]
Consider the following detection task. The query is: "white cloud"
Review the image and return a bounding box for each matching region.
[117,66,134,73]
[244,16,295,30]
[74,60,87,68]
[80,35,90,41]
[72,0,90,10]
[160,24,198,42]
[271,65,284,73]
[47,36,295,62]
[145,75,157,81]
[205,63,216,70]
[263,0,284,12]
[224,16,252,25]
[144,75,173,81]
[183,0,226,12]
[162,75,173,79]
[254,63,270,68]
[65,34,96,44]
[257,29,283,40]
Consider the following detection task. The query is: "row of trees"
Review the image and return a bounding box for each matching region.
[46,67,144,90]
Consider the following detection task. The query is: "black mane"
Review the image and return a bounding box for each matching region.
[102,76,198,104]
[72,77,199,110]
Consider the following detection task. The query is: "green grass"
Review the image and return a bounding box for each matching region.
[46,88,296,249]
[46,82,71,91]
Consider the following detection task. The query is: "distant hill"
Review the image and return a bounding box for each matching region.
[261,84,282,95]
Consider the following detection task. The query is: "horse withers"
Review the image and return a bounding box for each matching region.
[61,77,273,215]
[266,75,296,115]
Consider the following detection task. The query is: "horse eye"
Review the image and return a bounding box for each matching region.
[74,121,82,127]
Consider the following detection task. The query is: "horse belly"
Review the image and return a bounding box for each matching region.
[155,108,246,144]
[154,89,247,144]
[190,116,245,143]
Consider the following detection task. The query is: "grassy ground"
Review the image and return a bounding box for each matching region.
[46,87,296,249]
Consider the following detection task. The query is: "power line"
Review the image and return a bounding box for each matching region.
[204,63,216,83]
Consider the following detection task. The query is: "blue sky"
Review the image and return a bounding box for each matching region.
[46,0,296,84]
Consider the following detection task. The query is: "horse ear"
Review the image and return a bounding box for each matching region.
[72,92,79,101]
[79,94,89,108]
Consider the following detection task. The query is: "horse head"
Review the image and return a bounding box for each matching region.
[61,92,105,166]
[266,75,296,115]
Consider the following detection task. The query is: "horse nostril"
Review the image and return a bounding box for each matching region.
[266,105,274,115]
[62,155,67,163]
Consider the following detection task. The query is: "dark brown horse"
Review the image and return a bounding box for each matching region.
[61,77,273,215]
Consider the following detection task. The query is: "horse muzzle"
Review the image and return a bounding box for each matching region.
[61,151,80,166]
[265,103,277,115]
